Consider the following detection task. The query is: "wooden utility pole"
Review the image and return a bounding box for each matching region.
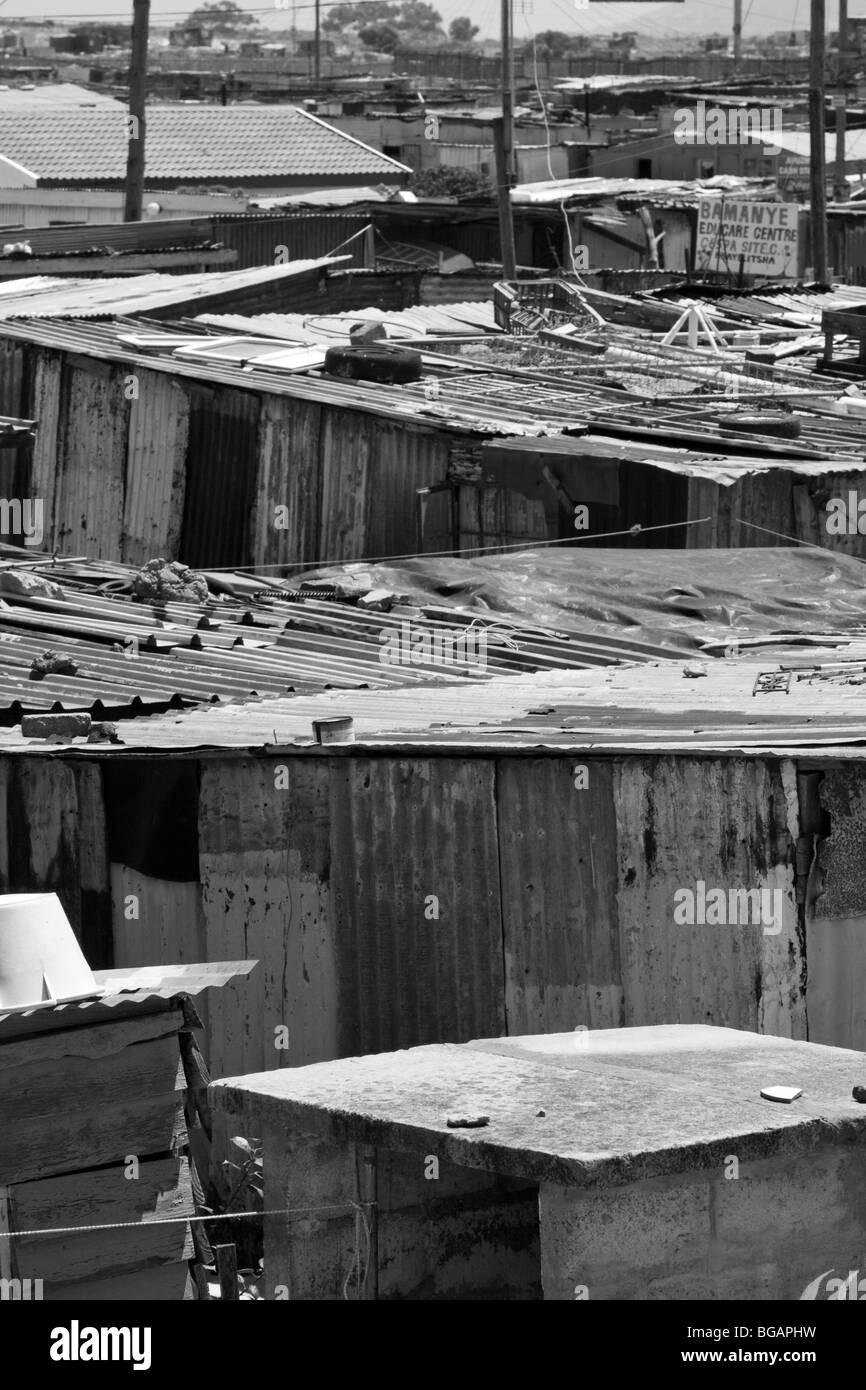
[733,0,743,65]
[834,0,848,202]
[314,0,321,84]
[809,0,829,281]
[493,117,516,278]
[496,0,516,277]
[500,0,514,184]
[123,0,149,222]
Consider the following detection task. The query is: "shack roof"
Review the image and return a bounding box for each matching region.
[212,1024,866,1187]
[0,959,257,1036]
[0,104,411,186]
[2,548,866,757]
[0,258,345,319]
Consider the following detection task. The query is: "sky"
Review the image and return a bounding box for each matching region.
[2,0,864,42]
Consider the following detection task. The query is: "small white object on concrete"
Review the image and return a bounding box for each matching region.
[760,1085,803,1103]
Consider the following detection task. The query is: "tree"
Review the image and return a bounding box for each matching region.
[410,166,492,199]
[324,0,443,44]
[528,29,584,57]
[323,2,397,33]
[359,22,400,50]
[448,16,478,43]
[399,1,443,38]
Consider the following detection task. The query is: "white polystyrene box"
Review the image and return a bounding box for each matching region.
[0,892,102,1012]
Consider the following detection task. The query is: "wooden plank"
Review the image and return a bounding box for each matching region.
[0,1019,185,1186]
[215,1243,238,1301]
[10,1156,194,1286]
[45,1262,190,1301]
[0,1007,183,1072]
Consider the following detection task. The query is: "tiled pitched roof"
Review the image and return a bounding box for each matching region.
[0,104,410,185]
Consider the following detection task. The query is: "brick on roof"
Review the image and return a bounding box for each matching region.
[0,104,409,184]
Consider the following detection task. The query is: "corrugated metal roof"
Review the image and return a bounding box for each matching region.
[0,258,343,320]
[0,307,861,451]
[511,174,770,206]
[196,301,500,342]
[0,550,682,718]
[22,657,863,756]
[0,960,257,1034]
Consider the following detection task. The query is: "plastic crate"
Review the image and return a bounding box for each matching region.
[493,278,605,335]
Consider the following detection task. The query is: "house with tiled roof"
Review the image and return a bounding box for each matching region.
[0,101,411,196]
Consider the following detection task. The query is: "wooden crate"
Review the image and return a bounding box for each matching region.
[0,999,195,1300]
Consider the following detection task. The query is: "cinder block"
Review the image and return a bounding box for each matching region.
[540,1177,711,1300]
[21,712,91,739]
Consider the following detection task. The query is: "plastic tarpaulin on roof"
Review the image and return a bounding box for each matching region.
[307,547,866,653]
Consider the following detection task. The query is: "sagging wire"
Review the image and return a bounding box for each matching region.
[192,515,716,574]
[526,21,584,282]
[0,1202,371,1239]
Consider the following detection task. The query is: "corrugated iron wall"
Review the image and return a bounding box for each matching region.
[0,336,29,504]
[123,369,190,565]
[211,213,370,270]
[0,746,838,1081]
[29,350,62,548]
[54,356,130,559]
[180,384,260,569]
[687,469,866,557]
[4,332,457,570]
[255,393,323,570]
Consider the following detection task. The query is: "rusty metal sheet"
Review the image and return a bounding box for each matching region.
[179,384,259,569]
[0,755,111,967]
[54,357,128,558]
[366,423,450,559]
[0,336,25,418]
[122,368,190,565]
[211,212,368,270]
[614,756,806,1038]
[317,405,373,561]
[328,755,505,1057]
[254,393,322,571]
[29,349,62,551]
[497,757,623,1035]
[814,767,866,918]
[805,913,866,1052]
[198,758,338,1078]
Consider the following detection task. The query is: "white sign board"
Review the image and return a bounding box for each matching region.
[695,198,799,277]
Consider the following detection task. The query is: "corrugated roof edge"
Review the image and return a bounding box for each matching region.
[0,959,258,1035]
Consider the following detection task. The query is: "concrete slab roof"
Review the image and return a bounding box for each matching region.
[212,1024,866,1187]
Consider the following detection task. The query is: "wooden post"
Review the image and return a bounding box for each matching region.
[361,1150,378,1301]
[214,1242,239,1301]
[493,117,517,279]
[835,0,848,202]
[123,0,150,223]
[733,0,743,65]
[809,0,829,281]
[500,0,514,184]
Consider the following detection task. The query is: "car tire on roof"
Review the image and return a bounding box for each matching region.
[323,345,423,385]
